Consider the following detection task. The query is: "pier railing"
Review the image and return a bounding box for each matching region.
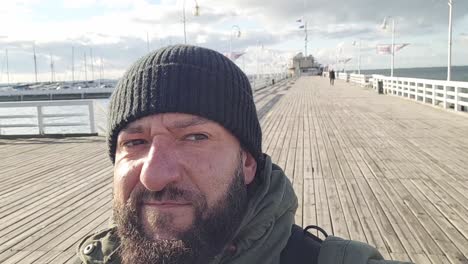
[251,73,289,91]
[372,75,468,112]
[349,74,372,86]
[338,72,349,82]
[0,100,99,136]
[323,72,372,87]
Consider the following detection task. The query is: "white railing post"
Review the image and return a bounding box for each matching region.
[418,83,421,102]
[455,86,459,112]
[407,81,410,99]
[423,84,426,103]
[414,82,418,101]
[443,85,447,109]
[37,105,45,135]
[432,84,436,106]
[88,101,97,134]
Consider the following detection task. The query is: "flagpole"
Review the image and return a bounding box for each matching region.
[304,21,308,57]
[447,0,453,81]
[391,19,395,77]
[354,40,361,74]
[303,0,308,57]
[296,18,307,57]
[358,40,361,74]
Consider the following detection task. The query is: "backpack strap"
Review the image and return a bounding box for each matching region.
[280,224,324,264]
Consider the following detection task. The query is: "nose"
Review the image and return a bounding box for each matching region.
[139,136,182,192]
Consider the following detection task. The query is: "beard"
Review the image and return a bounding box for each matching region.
[113,158,249,264]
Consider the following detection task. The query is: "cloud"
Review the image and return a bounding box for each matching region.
[461,33,468,44]
[62,0,97,9]
[0,26,293,82]
[2,0,467,82]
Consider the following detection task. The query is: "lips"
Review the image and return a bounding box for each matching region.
[142,201,191,208]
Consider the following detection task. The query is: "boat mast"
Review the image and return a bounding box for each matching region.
[5,49,10,85]
[100,56,104,82]
[90,48,94,81]
[84,52,88,82]
[50,53,55,82]
[33,44,38,83]
[72,46,75,83]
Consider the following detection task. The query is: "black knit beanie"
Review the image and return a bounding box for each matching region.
[107,45,263,167]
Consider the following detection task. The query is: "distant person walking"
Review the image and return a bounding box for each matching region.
[329,70,335,85]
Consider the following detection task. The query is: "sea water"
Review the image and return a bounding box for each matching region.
[356,65,468,82]
[0,99,109,135]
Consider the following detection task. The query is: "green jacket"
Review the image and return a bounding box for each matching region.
[75,227,412,264]
[75,156,412,264]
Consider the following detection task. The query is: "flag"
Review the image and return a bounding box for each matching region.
[377,43,410,54]
[223,52,245,61]
[381,17,388,30]
[230,52,245,60]
[338,58,352,63]
[376,44,392,54]
[395,43,409,52]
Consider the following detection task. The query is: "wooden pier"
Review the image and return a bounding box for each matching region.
[1,76,467,263]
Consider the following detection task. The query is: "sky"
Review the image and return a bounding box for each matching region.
[0,0,467,83]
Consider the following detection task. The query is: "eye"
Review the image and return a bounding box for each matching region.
[122,139,147,148]
[184,133,208,141]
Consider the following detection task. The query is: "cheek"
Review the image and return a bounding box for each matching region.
[113,160,143,203]
[183,148,238,207]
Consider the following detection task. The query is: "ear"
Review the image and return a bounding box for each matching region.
[241,150,257,185]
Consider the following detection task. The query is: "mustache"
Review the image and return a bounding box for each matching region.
[130,186,204,205]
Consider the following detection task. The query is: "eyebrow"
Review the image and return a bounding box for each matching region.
[120,116,211,134]
[168,116,210,129]
[120,125,145,134]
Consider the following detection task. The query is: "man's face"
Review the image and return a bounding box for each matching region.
[113,113,257,263]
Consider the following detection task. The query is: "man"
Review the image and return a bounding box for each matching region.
[76,45,411,264]
[329,69,335,85]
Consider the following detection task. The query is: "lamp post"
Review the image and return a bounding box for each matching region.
[447,0,453,81]
[146,31,150,52]
[229,25,241,60]
[182,0,200,44]
[352,40,361,74]
[381,16,395,77]
[33,43,38,83]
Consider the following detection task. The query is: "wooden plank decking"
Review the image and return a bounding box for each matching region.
[1,77,467,263]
